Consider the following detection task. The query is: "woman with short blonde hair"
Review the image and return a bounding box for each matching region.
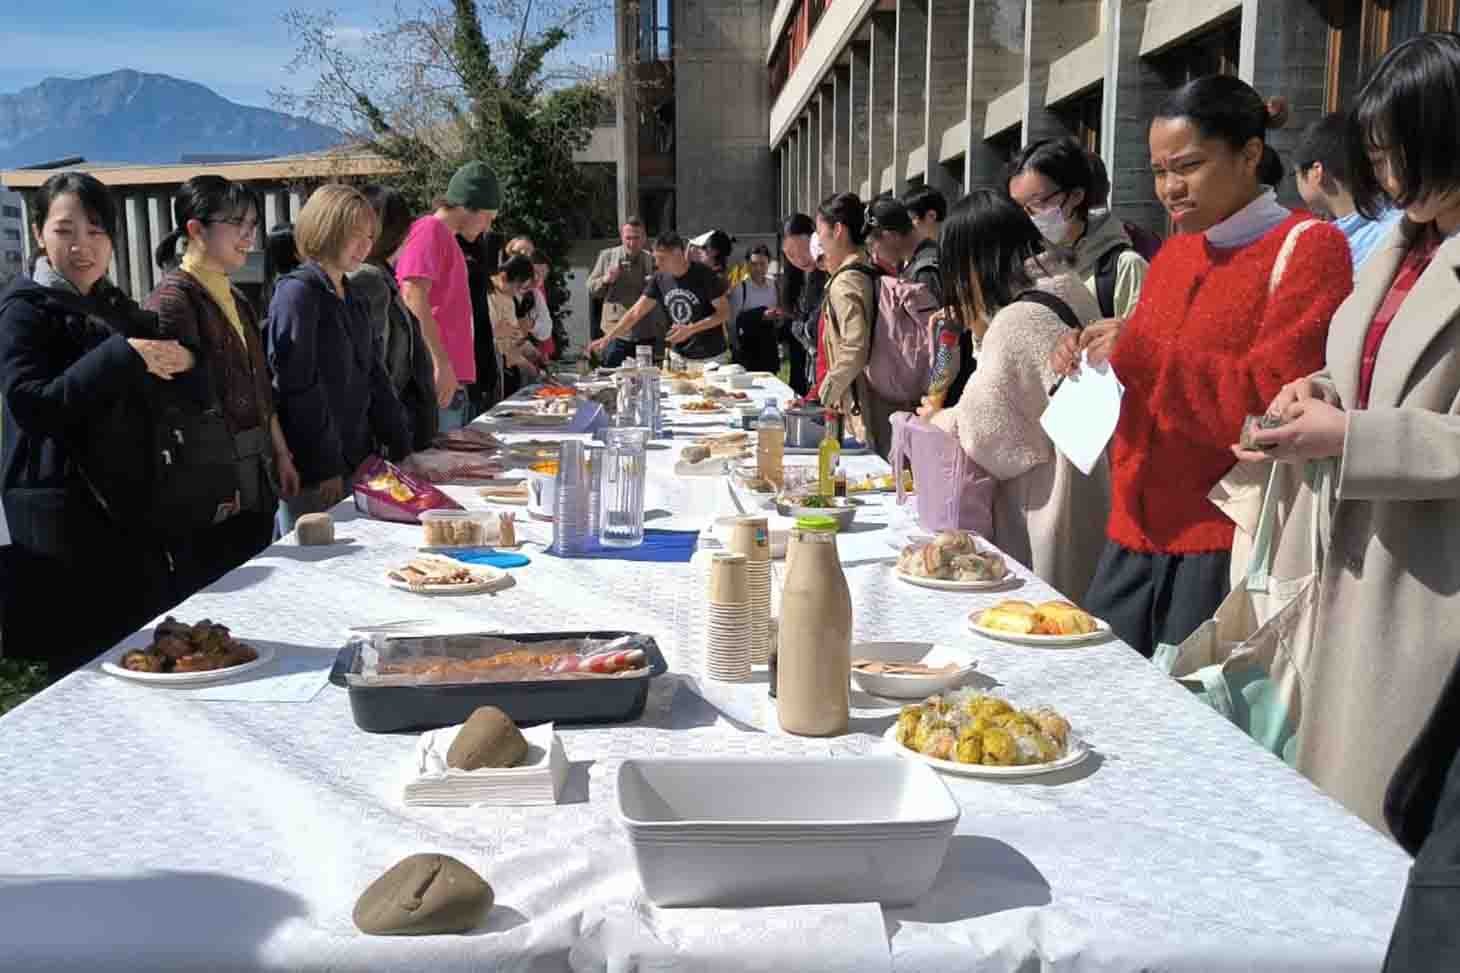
[265,183,410,535]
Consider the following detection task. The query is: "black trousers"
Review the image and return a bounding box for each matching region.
[786,335,809,396]
[1083,541,1230,658]
[184,510,275,595]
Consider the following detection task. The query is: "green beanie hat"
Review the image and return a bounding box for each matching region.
[445,161,501,211]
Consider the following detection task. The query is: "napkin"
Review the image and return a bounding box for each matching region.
[442,549,533,569]
[404,722,566,806]
[1040,351,1124,476]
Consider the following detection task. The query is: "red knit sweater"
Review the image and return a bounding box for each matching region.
[1106,212,1353,554]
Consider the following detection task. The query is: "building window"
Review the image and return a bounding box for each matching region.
[1,206,19,219]
[639,0,672,63]
[1149,15,1241,87]
[1054,88,1103,153]
[2,229,19,241]
[1325,0,1457,111]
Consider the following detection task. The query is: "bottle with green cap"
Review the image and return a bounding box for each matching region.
[776,513,852,736]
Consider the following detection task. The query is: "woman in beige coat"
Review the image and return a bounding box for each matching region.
[925,190,1110,598]
[1237,33,1460,834]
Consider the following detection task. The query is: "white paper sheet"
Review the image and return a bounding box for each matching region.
[1040,352,1124,476]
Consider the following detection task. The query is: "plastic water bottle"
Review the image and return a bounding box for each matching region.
[755,399,785,489]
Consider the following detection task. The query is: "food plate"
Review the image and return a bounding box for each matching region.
[895,570,1022,592]
[966,616,1113,646]
[101,642,276,686]
[387,562,512,595]
[883,724,1090,778]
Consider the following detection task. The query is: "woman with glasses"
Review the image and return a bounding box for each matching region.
[1008,138,1149,320]
[147,175,301,587]
[1049,75,1352,657]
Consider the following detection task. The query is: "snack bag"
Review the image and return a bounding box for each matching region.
[352,456,463,523]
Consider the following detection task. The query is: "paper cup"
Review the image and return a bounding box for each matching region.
[727,516,771,563]
[708,553,750,605]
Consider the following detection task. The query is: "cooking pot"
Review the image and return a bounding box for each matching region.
[784,406,828,449]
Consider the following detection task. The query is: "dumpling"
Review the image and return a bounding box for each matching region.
[980,727,1018,765]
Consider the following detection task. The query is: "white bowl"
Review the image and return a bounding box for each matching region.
[616,756,959,907]
[849,641,978,699]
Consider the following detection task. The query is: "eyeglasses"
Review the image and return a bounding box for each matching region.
[211,217,259,236]
[1018,189,1067,217]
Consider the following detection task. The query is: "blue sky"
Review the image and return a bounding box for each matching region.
[0,1,615,115]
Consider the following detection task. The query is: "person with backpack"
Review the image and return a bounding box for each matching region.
[919,190,1110,596]
[146,175,302,590]
[266,184,412,535]
[1050,75,1352,657]
[0,172,198,671]
[350,185,439,453]
[780,214,823,396]
[1009,137,1150,320]
[816,192,926,458]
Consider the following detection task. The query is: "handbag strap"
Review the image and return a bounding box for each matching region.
[1268,219,1319,294]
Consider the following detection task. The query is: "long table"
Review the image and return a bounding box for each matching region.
[0,376,1412,971]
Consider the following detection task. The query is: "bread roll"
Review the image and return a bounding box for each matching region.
[1034,600,1097,635]
[977,600,1039,634]
[296,513,335,546]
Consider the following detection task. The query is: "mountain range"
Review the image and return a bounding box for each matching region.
[0,70,344,170]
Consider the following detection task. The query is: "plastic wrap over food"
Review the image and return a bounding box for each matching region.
[344,633,654,687]
[400,449,506,483]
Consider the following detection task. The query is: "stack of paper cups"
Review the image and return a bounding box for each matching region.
[727,516,772,664]
[706,552,752,681]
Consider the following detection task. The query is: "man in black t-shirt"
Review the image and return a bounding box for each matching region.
[588,231,732,363]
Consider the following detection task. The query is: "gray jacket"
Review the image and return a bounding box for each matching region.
[588,245,665,339]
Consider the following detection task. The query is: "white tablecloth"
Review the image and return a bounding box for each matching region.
[0,377,1411,972]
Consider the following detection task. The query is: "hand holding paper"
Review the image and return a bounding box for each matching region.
[1040,352,1124,476]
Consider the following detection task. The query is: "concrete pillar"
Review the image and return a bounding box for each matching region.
[125,194,151,299]
[869,12,898,195]
[147,193,173,278]
[833,66,852,194]
[821,87,837,203]
[788,130,800,216]
[1024,0,1101,144]
[1241,0,1330,210]
[850,39,872,198]
[925,0,971,198]
[809,95,823,205]
[893,0,929,193]
[802,116,814,213]
[18,194,34,270]
[288,190,305,222]
[1103,0,1164,233]
[615,0,640,226]
[968,0,1027,188]
[265,190,287,234]
[108,191,130,295]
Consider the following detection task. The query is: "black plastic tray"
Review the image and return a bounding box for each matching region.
[329,629,668,733]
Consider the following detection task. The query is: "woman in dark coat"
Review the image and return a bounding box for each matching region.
[0,172,196,671]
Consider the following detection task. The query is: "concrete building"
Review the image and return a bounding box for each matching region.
[761,0,1457,234]
[0,190,23,285]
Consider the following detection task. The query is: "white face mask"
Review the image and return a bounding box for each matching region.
[1030,205,1071,244]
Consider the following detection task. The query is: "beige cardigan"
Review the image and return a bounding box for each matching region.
[1276,221,1460,834]
[931,264,1111,600]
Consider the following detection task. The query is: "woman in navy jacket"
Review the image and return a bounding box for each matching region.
[265,185,410,533]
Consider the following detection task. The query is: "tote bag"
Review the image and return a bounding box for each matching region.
[1154,460,1332,763]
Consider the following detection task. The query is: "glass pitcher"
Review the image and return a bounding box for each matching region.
[599,426,650,547]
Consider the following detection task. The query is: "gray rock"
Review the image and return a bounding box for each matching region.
[354,853,493,936]
[447,706,528,771]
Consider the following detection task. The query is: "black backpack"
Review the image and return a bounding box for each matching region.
[1093,244,1131,319]
[26,286,240,538]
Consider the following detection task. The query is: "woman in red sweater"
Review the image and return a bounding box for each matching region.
[1052,75,1353,657]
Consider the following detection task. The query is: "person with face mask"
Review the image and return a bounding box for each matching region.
[1009,138,1150,320]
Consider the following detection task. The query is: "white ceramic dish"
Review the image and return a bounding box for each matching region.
[616,756,959,907]
[850,641,977,699]
[895,569,1021,592]
[386,562,511,595]
[101,641,276,686]
[966,616,1113,647]
[883,724,1091,778]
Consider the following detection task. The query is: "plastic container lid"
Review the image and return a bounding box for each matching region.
[419,509,489,521]
[794,516,839,532]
